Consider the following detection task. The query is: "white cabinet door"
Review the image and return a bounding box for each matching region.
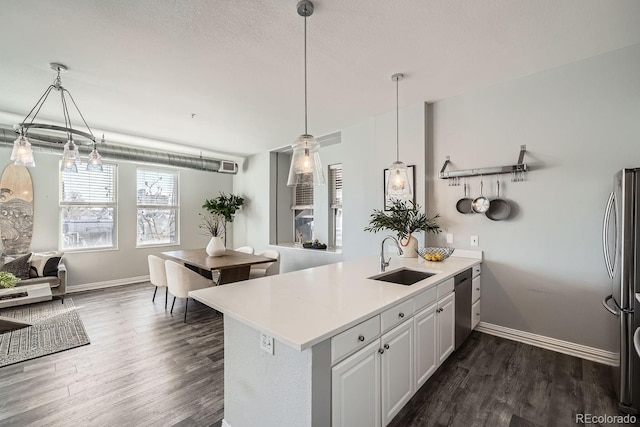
[472,299,481,330]
[381,318,414,426]
[414,302,438,389]
[437,292,455,365]
[332,339,381,427]
[472,275,481,303]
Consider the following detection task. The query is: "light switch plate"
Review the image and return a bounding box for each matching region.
[260,333,274,355]
[470,235,479,246]
[446,233,454,244]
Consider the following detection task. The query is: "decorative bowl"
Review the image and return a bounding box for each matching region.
[417,247,455,261]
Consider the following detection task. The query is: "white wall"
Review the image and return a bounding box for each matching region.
[427,44,640,351]
[0,146,233,287]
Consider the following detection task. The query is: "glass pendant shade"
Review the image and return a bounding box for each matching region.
[287,134,326,186]
[386,160,412,200]
[87,147,103,172]
[10,135,36,167]
[61,139,79,173]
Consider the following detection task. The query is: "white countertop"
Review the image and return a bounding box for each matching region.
[190,253,481,351]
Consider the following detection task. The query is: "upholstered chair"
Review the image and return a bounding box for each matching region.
[148,255,169,309]
[249,249,281,279]
[165,260,215,322]
[234,246,255,254]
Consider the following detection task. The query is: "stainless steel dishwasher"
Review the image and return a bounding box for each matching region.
[455,268,473,350]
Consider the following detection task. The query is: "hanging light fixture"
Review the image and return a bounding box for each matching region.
[287,0,325,187]
[13,63,103,172]
[386,73,412,201]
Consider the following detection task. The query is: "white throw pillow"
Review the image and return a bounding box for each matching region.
[29,251,64,277]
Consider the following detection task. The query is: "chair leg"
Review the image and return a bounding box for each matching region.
[170,296,176,314]
[184,298,189,323]
[165,287,168,310]
[152,286,158,302]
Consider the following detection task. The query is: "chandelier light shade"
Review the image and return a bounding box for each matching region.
[10,134,36,167]
[14,63,103,172]
[287,0,326,187]
[385,73,412,201]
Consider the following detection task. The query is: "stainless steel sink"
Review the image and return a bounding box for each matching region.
[369,268,435,286]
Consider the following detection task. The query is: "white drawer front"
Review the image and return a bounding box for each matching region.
[473,264,481,278]
[472,276,481,303]
[381,298,415,333]
[472,299,481,330]
[437,278,455,300]
[331,315,380,365]
[413,286,437,312]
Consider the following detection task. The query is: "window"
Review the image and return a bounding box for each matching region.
[329,164,343,248]
[137,168,179,246]
[60,162,117,251]
[292,175,314,243]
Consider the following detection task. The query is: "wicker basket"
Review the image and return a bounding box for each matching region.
[416,247,455,261]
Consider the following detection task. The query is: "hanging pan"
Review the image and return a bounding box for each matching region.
[472,180,490,213]
[486,179,511,221]
[455,182,473,214]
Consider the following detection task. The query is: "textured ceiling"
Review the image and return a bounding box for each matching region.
[0,0,639,159]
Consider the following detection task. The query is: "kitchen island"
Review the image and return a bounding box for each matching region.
[190,252,481,427]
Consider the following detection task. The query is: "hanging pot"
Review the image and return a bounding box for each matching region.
[206,236,226,257]
[472,180,490,214]
[455,182,473,214]
[486,179,511,221]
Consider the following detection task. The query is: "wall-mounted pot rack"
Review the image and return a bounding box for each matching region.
[439,145,528,181]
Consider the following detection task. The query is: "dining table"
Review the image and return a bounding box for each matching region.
[161,248,277,285]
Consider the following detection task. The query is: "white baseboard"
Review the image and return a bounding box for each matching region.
[221,420,231,427]
[67,275,150,293]
[475,321,618,366]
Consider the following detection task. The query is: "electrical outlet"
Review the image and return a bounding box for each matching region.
[260,333,274,355]
[446,233,454,244]
[470,235,479,246]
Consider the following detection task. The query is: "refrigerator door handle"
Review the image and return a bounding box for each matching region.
[602,294,620,316]
[602,191,615,279]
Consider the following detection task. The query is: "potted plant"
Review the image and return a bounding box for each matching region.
[364,199,441,257]
[199,212,226,257]
[0,271,20,289]
[203,192,245,245]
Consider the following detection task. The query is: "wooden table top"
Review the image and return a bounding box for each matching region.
[161,248,276,271]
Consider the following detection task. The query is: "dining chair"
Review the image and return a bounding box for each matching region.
[249,249,281,279]
[234,246,255,254]
[165,260,215,322]
[148,255,169,309]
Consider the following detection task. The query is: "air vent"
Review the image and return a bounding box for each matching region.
[218,161,238,174]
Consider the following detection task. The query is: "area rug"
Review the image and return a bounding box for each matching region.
[0,298,90,368]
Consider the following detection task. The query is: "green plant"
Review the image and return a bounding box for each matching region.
[364,199,441,243]
[0,271,20,288]
[198,213,224,237]
[202,192,245,224]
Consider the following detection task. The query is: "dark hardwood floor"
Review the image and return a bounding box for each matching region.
[0,283,630,426]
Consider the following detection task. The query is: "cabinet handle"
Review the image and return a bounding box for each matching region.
[398,312,405,318]
[384,343,390,350]
[378,348,385,354]
[357,335,365,342]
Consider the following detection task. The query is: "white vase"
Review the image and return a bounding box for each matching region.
[206,236,226,257]
[399,234,418,258]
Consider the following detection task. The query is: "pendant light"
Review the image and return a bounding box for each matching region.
[287,0,325,187]
[386,73,412,201]
[14,63,103,172]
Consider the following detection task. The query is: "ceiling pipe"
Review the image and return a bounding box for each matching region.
[0,127,238,174]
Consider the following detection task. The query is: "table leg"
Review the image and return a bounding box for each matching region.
[218,266,251,285]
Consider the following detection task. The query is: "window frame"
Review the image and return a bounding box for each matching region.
[59,161,118,252]
[135,167,180,248]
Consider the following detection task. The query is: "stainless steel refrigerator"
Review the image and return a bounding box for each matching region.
[602,168,640,414]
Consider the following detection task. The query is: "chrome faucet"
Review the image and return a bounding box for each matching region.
[380,235,403,272]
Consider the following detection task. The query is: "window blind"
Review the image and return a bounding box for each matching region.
[61,163,116,204]
[329,164,343,209]
[137,168,178,206]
